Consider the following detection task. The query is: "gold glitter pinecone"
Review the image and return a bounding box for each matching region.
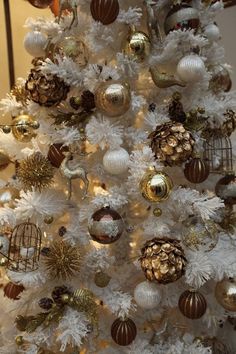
[149,122,195,166]
[25,58,69,107]
[140,237,187,284]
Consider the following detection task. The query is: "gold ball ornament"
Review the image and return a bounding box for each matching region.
[94,270,111,288]
[153,207,162,217]
[209,65,232,94]
[178,289,207,319]
[12,115,39,143]
[15,335,24,346]
[0,257,8,266]
[95,81,131,117]
[140,237,187,284]
[124,27,151,62]
[140,170,173,203]
[215,278,236,312]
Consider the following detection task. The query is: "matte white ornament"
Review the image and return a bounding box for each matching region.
[176,54,206,83]
[204,23,220,42]
[24,31,47,57]
[103,148,129,175]
[134,281,162,309]
[0,235,9,255]
[20,247,35,259]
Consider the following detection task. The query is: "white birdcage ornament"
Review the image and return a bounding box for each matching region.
[6,221,42,272]
[203,130,233,174]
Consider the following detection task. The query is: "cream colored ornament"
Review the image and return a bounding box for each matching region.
[24,31,47,57]
[95,81,131,117]
[134,281,162,309]
[204,23,220,42]
[177,54,206,83]
[103,148,129,175]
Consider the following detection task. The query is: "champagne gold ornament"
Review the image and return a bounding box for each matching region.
[149,122,195,166]
[209,64,232,94]
[3,282,25,300]
[28,0,53,8]
[178,289,207,319]
[184,157,210,184]
[215,278,236,312]
[140,169,173,203]
[94,270,111,288]
[55,36,89,67]
[215,173,236,206]
[150,66,185,88]
[88,206,124,244]
[0,150,10,170]
[140,237,187,284]
[153,207,162,217]
[95,81,131,117]
[164,4,200,34]
[124,26,151,62]
[12,114,39,143]
[111,317,137,346]
[90,0,120,25]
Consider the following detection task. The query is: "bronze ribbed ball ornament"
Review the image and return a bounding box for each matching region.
[140,170,173,203]
[215,278,236,312]
[140,238,187,284]
[178,289,207,319]
[164,4,200,34]
[90,0,120,25]
[184,157,210,184]
[111,317,137,346]
[3,282,25,300]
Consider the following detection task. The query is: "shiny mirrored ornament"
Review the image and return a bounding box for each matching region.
[164,4,199,34]
[125,27,151,62]
[178,289,207,319]
[111,317,137,346]
[140,170,173,203]
[134,281,162,309]
[215,278,236,312]
[103,148,129,175]
[12,114,39,143]
[24,31,47,57]
[177,54,206,83]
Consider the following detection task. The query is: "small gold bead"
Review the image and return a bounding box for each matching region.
[153,207,162,217]
[44,215,54,225]
[15,335,24,346]
[2,125,11,134]
[61,293,70,304]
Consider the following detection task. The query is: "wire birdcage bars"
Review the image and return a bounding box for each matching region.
[7,222,42,272]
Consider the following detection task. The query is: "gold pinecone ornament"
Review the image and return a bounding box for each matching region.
[140,238,187,284]
[149,122,195,166]
[25,58,69,107]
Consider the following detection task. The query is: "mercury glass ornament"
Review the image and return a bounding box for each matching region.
[95,81,131,117]
[182,216,219,252]
[134,281,162,309]
[177,54,206,83]
[215,173,236,206]
[164,4,199,34]
[88,206,124,244]
[124,27,151,62]
[103,148,129,175]
[24,31,47,57]
[94,270,111,288]
[209,65,232,93]
[215,278,236,312]
[140,169,173,203]
[55,36,89,67]
[179,289,207,319]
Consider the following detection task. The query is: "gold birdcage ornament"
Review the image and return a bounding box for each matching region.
[6,222,42,272]
[203,129,233,174]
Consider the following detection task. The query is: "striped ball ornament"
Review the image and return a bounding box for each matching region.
[178,289,207,319]
[3,282,25,300]
[184,157,210,183]
[111,317,137,346]
[90,0,120,25]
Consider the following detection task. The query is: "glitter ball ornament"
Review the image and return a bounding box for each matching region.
[94,270,111,288]
[215,173,236,206]
[134,281,162,309]
[3,282,25,300]
[140,170,173,203]
[28,0,53,8]
[12,114,39,143]
[55,36,89,67]
[178,289,207,319]
[184,157,210,184]
[164,4,200,34]
[88,206,124,244]
[215,278,236,312]
[103,148,129,175]
[149,122,195,166]
[182,216,219,252]
[140,238,187,284]
[124,27,151,62]
[204,23,220,42]
[0,150,11,170]
[177,54,206,83]
[195,337,231,354]
[25,58,69,107]
[24,31,47,57]
[95,81,131,117]
[90,0,120,25]
[17,152,54,191]
[111,317,137,346]
[209,65,232,93]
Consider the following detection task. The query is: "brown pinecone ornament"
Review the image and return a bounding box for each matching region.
[140,238,187,284]
[149,122,195,166]
[25,58,69,107]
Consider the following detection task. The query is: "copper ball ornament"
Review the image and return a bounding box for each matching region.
[95,81,131,117]
[215,173,236,206]
[140,237,187,284]
[88,206,124,244]
[140,170,173,203]
[178,289,207,319]
[90,0,120,25]
[12,114,39,143]
[215,278,236,312]
[164,4,200,34]
[111,317,137,346]
[124,28,151,62]
[28,0,53,8]
[184,157,210,184]
[47,144,67,168]
[3,282,25,300]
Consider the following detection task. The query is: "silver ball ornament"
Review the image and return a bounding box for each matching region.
[204,23,220,42]
[103,148,129,175]
[177,55,206,83]
[134,281,162,309]
[24,31,47,57]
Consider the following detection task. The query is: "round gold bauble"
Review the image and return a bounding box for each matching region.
[0,257,8,266]
[178,289,207,319]
[140,170,173,203]
[94,270,111,288]
[95,81,131,117]
[124,29,151,62]
[215,278,236,312]
[0,150,11,170]
[15,335,24,346]
[0,186,20,208]
[140,237,187,284]
[12,115,38,143]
